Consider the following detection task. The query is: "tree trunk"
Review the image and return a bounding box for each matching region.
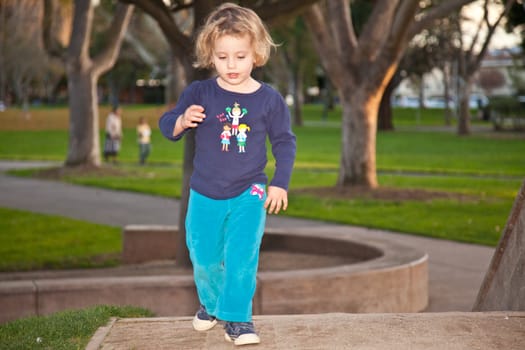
[292,70,304,126]
[378,76,396,131]
[457,80,472,135]
[65,68,101,166]
[61,1,133,167]
[442,63,453,126]
[338,89,379,188]
[165,49,187,106]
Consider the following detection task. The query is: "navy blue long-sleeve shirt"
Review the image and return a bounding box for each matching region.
[159,78,296,199]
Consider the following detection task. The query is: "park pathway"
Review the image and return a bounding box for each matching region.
[0,160,495,312]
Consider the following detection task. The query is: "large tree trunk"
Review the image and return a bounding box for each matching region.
[65,69,100,166]
[338,88,379,188]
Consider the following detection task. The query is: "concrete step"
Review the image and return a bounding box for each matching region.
[87,312,525,350]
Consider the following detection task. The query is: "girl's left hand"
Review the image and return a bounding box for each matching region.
[264,186,288,214]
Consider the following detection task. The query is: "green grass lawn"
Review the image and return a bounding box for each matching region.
[0,305,153,350]
[0,207,121,271]
[1,104,524,272]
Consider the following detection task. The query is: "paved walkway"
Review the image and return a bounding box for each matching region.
[0,161,496,312]
[87,313,525,350]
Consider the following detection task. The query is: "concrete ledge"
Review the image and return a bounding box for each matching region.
[87,312,525,350]
[36,275,197,317]
[0,227,428,323]
[0,280,36,321]
[256,227,428,314]
[122,225,177,264]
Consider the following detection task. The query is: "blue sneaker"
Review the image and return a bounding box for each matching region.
[192,305,217,331]
[224,321,260,346]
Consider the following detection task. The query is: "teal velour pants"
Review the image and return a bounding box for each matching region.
[186,185,267,322]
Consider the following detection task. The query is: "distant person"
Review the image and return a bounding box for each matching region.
[158,3,296,346]
[137,116,151,165]
[103,106,122,163]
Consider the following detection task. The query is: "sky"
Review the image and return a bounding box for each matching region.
[462,1,522,50]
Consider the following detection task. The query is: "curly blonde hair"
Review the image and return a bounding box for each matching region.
[193,2,276,69]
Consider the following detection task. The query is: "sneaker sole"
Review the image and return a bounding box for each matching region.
[225,332,261,346]
[192,316,217,331]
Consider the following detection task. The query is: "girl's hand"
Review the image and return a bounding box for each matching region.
[180,105,206,129]
[264,186,288,214]
[173,105,206,137]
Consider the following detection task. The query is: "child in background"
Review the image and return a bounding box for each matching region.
[158,2,296,346]
[137,116,151,165]
[103,106,122,163]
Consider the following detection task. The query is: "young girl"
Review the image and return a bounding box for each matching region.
[158,2,296,346]
[136,116,151,165]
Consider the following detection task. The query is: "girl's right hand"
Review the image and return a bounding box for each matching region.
[180,105,206,129]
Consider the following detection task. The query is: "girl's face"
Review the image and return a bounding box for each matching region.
[213,34,257,93]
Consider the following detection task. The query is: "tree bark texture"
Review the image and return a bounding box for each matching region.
[65,70,101,166]
[378,74,400,131]
[338,89,379,188]
[457,80,472,135]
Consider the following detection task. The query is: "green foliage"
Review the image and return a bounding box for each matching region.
[486,96,525,130]
[0,305,153,350]
[488,96,522,116]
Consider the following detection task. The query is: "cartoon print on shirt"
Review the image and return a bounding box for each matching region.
[219,102,251,153]
[237,124,250,153]
[220,123,232,151]
[225,102,247,135]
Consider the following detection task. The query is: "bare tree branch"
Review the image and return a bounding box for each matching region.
[42,0,65,60]
[410,0,476,36]
[326,0,357,58]
[470,0,516,74]
[464,0,488,59]
[67,0,94,66]
[246,0,320,24]
[121,0,192,53]
[303,3,344,89]
[169,0,194,12]
[92,3,134,76]
[358,0,400,60]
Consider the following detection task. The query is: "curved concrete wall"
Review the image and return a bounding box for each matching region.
[0,226,428,323]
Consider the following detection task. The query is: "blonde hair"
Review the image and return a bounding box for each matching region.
[193,2,276,69]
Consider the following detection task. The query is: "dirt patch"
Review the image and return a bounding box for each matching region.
[32,165,130,180]
[294,185,473,202]
[32,166,472,203]
[0,251,354,281]
[260,251,356,271]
